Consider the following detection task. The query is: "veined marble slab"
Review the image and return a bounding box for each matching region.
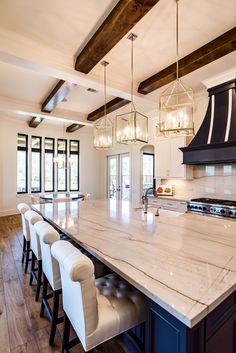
[32,199,236,328]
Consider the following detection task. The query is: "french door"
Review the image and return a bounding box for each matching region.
[107,153,130,201]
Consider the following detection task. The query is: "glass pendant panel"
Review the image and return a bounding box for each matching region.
[159,81,194,136]
[116,110,148,144]
[94,117,113,149]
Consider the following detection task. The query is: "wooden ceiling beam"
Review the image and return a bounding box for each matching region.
[41,80,76,113]
[28,116,44,128]
[75,0,160,74]
[87,97,130,121]
[138,27,236,94]
[66,124,85,133]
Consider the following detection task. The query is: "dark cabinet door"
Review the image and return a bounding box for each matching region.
[206,312,236,353]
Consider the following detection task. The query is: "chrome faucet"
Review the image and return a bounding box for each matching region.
[142,187,160,216]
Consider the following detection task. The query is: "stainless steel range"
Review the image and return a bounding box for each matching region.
[187,198,236,219]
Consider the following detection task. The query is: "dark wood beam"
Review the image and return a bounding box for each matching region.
[75,0,160,74]
[87,97,130,121]
[138,27,236,94]
[66,124,85,133]
[28,116,44,128]
[41,80,76,113]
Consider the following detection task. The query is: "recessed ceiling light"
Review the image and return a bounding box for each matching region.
[87,88,98,93]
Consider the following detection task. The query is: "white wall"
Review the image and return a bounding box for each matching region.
[0,115,102,216]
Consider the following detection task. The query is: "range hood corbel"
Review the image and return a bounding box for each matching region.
[180,79,236,164]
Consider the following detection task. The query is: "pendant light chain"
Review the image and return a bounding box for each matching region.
[131,37,134,106]
[176,0,179,81]
[104,62,107,120]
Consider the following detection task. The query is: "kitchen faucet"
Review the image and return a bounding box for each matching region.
[142,187,160,216]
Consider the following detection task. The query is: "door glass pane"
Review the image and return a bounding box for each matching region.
[45,153,54,191]
[121,155,130,201]
[31,152,40,192]
[17,150,27,192]
[108,157,117,199]
[143,154,154,192]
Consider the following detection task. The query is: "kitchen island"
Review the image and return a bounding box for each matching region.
[33,199,236,353]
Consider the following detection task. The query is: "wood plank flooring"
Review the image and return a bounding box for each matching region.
[0,215,128,353]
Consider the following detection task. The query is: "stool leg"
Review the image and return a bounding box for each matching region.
[40,274,48,318]
[35,259,42,302]
[24,240,30,274]
[22,237,26,264]
[29,252,35,285]
[49,290,60,346]
[61,312,70,353]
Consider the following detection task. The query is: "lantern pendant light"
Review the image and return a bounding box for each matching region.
[116,33,148,144]
[159,0,194,137]
[93,61,113,149]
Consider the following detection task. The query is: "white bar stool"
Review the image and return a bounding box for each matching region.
[34,220,67,346]
[24,210,43,301]
[17,203,31,273]
[52,240,145,353]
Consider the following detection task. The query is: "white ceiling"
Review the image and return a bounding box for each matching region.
[0,0,235,125]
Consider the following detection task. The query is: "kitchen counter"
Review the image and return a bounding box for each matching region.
[32,199,236,328]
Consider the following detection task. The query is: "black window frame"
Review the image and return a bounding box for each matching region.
[142,152,155,191]
[44,137,55,192]
[31,135,42,193]
[17,133,28,194]
[69,140,80,191]
[57,138,67,192]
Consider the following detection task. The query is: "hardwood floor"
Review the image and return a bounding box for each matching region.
[0,215,128,353]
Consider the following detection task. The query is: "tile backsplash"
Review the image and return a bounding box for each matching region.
[165,164,236,200]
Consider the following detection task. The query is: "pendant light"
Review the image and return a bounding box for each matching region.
[93,61,113,149]
[159,0,194,137]
[116,33,148,144]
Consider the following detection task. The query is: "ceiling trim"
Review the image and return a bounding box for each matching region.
[66,123,85,132]
[41,80,77,113]
[75,0,160,74]
[138,26,236,94]
[87,97,130,121]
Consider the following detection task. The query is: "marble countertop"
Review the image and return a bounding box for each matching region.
[33,199,236,328]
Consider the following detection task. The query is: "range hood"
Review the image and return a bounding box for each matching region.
[180,79,236,164]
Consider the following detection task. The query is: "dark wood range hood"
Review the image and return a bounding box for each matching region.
[180,79,236,164]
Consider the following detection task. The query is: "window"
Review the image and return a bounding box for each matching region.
[44,138,55,192]
[17,134,28,193]
[143,153,154,192]
[57,139,67,191]
[31,136,42,192]
[69,140,79,191]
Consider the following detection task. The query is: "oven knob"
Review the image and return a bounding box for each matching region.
[220,209,225,214]
[229,211,233,216]
[210,207,215,213]
[203,207,207,211]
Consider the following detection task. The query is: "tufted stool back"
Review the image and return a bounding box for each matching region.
[51,240,98,347]
[25,210,43,259]
[17,203,31,241]
[34,221,61,291]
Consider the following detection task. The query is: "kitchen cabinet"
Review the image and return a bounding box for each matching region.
[155,136,193,179]
[149,198,187,213]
